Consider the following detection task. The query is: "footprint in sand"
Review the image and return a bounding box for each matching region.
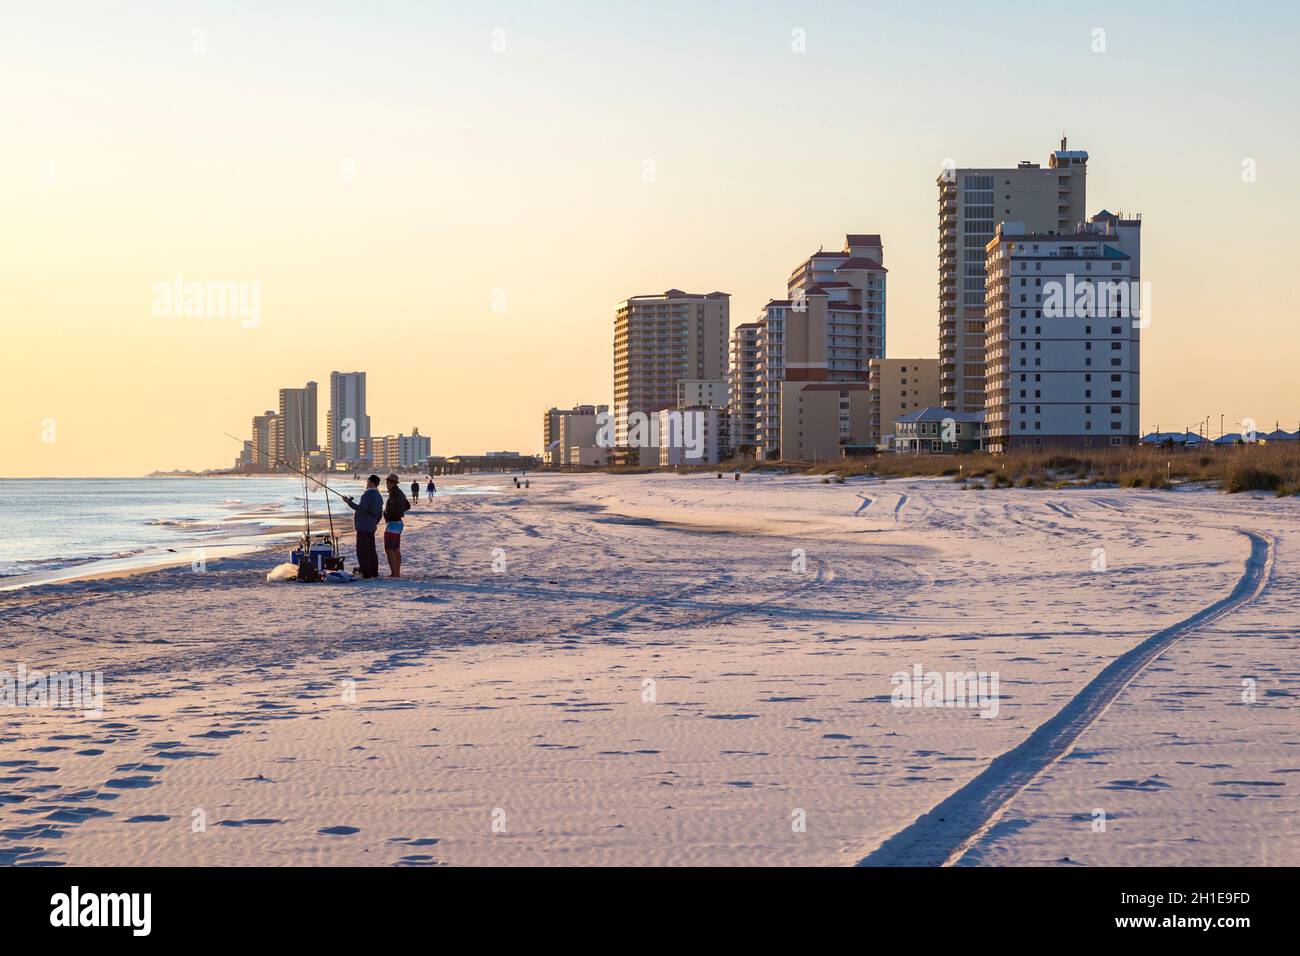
[1101,777,1173,792]
[216,818,283,828]
[318,825,360,835]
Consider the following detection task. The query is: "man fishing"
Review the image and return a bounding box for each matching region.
[343,475,384,579]
[383,473,411,578]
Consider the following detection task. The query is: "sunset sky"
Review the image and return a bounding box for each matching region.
[3,0,1298,476]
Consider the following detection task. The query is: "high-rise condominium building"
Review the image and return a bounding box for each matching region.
[728,322,760,455]
[327,371,370,466]
[868,358,940,450]
[613,289,729,462]
[251,410,279,470]
[755,234,887,460]
[277,381,319,466]
[983,210,1142,453]
[939,139,1088,414]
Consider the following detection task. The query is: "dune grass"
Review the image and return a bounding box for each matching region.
[798,444,1300,495]
[554,444,1300,495]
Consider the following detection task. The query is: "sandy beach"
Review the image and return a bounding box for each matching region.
[1,473,1295,867]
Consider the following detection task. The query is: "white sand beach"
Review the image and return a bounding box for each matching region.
[1,473,1296,866]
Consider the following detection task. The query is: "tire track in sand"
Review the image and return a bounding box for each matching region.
[857,528,1275,867]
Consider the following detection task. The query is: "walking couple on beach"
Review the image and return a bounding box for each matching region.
[343,474,411,579]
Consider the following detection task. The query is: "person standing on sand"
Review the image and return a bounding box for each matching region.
[426,478,435,498]
[343,474,383,579]
[383,474,411,578]
[410,479,420,504]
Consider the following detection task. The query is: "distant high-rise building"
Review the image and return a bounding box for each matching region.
[868,358,940,450]
[328,371,370,466]
[939,139,1088,413]
[251,410,279,471]
[277,381,319,466]
[728,322,760,456]
[613,289,729,463]
[983,210,1142,452]
[756,234,887,460]
[267,415,286,471]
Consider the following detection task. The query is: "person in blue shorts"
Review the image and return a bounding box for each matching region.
[383,474,411,578]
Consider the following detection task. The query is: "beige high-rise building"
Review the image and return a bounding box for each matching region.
[613,289,729,462]
[277,381,319,466]
[756,234,887,460]
[939,139,1088,414]
[327,371,369,466]
[251,410,278,470]
[868,358,940,449]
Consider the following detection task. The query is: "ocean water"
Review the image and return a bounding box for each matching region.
[0,476,492,582]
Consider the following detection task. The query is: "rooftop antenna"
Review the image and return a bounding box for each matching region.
[1061,133,1067,150]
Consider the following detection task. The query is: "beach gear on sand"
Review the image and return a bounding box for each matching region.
[267,563,299,582]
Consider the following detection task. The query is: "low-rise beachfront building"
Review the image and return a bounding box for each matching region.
[364,429,432,471]
[570,446,609,467]
[677,379,728,409]
[869,358,939,451]
[983,211,1142,453]
[543,404,607,465]
[778,381,872,461]
[658,406,728,466]
[436,451,540,473]
[543,405,608,466]
[894,407,985,453]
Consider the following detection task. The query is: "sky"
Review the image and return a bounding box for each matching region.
[2,0,1298,476]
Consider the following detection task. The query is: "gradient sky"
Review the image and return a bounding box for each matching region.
[3,0,1298,476]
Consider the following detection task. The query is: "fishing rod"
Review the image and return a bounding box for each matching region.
[222,432,355,503]
[294,393,336,543]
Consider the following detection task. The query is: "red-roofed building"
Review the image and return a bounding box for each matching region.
[749,234,887,460]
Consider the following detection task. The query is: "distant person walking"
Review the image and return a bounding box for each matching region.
[410,480,420,503]
[426,478,436,497]
[383,474,411,578]
[343,474,383,579]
